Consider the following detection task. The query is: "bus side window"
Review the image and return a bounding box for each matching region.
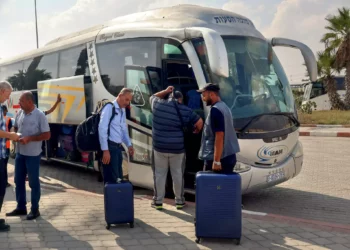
[124,66,153,128]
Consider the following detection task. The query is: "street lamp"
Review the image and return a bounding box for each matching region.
[34,0,39,48]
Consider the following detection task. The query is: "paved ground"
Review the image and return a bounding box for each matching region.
[2,185,350,250]
[242,137,350,225]
[6,137,349,226]
[2,136,350,249]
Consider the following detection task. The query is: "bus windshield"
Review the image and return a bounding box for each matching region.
[193,36,295,122]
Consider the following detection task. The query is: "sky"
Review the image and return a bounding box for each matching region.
[1,0,350,84]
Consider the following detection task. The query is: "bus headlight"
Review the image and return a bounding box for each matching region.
[234,162,251,173]
[291,141,303,158]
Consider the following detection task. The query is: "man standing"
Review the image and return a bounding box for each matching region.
[2,105,13,187]
[197,83,240,173]
[6,91,50,220]
[0,81,20,232]
[150,86,203,210]
[98,88,134,183]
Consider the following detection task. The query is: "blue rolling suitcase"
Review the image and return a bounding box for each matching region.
[104,181,134,229]
[195,171,242,245]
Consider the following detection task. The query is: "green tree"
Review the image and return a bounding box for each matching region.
[316,50,345,110]
[321,7,350,108]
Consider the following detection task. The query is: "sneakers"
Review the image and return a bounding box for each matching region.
[151,201,163,210]
[176,203,186,210]
[152,202,186,210]
[26,210,40,220]
[6,209,28,217]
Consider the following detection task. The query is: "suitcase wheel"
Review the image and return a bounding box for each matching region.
[195,238,200,244]
[106,224,111,230]
[129,222,134,228]
[235,238,240,245]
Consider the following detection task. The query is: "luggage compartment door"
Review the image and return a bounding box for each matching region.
[38,75,87,124]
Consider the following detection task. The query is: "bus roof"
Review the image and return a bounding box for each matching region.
[0,4,263,66]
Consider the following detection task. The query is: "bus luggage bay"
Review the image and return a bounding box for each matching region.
[0,5,317,194]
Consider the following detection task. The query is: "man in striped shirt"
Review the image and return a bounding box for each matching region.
[0,81,20,232]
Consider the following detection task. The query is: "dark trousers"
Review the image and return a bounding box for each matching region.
[101,142,123,184]
[15,154,41,212]
[4,149,9,184]
[204,154,237,174]
[0,159,6,213]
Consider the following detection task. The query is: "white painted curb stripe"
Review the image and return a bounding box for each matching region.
[242,210,267,216]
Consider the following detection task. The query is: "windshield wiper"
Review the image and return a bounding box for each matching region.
[238,112,300,135]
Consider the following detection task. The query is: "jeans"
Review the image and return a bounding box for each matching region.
[4,149,9,184]
[0,159,6,213]
[15,154,41,212]
[102,142,123,184]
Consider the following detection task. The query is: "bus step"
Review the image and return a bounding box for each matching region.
[184,188,195,195]
[186,172,197,176]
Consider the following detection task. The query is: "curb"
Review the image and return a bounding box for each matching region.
[301,124,350,128]
[299,131,350,137]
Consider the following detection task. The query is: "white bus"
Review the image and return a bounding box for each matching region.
[0,5,317,194]
[302,76,345,110]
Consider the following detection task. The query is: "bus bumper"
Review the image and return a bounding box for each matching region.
[242,141,303,194]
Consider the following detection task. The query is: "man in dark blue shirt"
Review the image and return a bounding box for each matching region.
[197,83,240,173]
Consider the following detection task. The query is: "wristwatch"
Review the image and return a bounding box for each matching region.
[213,161,221,165]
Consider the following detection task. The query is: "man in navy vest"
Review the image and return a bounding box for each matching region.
[197,83,240,173]
[150,86,203,210]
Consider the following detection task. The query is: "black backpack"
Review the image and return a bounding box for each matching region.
[75,100,116,152]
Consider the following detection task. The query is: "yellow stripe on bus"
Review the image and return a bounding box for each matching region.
[38,84,84,92]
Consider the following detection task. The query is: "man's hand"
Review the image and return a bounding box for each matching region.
[19,137,31,145]
[154,86,175,99]
[193,118,204,134]
[128,146,134,157]
[102,150,111,165]
[165,86,174,93]
[9,132,20,141]
[212,162,222,172]
[57,94,62,103]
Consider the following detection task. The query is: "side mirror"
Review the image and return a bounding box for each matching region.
[269,38,317,82]
[185,27,229,78]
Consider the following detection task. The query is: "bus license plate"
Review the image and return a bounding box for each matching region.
[266,171,285,183]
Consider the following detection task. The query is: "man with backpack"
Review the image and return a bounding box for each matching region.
[98,88,134,183]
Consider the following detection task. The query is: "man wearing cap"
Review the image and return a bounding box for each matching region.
[197,83,240,173]
[150,86,203,210]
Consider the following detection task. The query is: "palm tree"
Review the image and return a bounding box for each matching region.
[7,70,26,91]
[6,69,51,91]
[25,68,52,90]
[321,7,350,108]
[316,50,345,110]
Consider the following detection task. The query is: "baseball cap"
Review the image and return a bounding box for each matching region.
[196,83,220,93]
